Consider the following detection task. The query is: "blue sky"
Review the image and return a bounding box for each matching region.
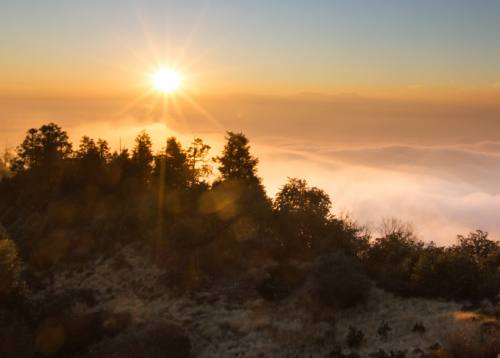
[2,0,500,94]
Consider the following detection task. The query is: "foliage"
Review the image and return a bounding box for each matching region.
[273,178,332,258]
[11,122,72,172]
[412,322,426,334]
[0,228,23,298]
[445,321,500,358]
[0,122,498,306]
[0,150,13,179]
[256,263,305,301]
[312,252,370,309]
[368,349,406,358]
[346,326,364,348]
[364,219,423,295]
[131,131,154,182]
[187,137,212,182]
[377,321,391,341]
[215,131,259,182]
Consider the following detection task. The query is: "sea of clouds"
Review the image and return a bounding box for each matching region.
[2,93,500,244]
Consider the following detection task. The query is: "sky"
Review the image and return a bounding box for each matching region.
[2,0,500,95]
[1,0,500,243]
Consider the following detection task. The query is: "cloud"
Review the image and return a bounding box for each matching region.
[255,140,500,245]
[2,93,500,244]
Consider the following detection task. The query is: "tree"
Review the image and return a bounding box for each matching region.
[11,123,72,171]
[364,219,423,295]
[313,253,370,308]
[274,178,331,220]
[456,230,499,264]
[153,137,192,190]
[77,136,110,163]
[215,131,260,183]
[0,150,12,179]
[273,178,332,258]
[131,131,154,182]
[187,138,211,184]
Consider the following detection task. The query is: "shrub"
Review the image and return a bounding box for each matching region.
[346,326,364,348]
[0,313,34,358]
[364,220,422,296]
[412,322,426,334]
[412,239,500,301]
[445,321,500,358]
[368,350,406,358]
[328,346,360,358]
[94,321,191,358]
[256,263,305,301]
[0,229,23,299]
[312,253,370,309]
[377,321,391,341]
[34,309,132,356]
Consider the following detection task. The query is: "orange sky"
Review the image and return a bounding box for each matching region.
[2,1,500,244]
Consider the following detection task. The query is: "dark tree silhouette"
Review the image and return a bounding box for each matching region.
[0,122,497,303]
[215,131,259,183]
[153,137,192,190]
[11,123,72,172]
[211,131,270,221]
[273,178,332,258]
[76,136,110,163]
[187,138,211,184]
[274,178,331,220]
[131,131,154,183]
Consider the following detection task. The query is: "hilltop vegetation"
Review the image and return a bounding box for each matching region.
[0,123,498,357]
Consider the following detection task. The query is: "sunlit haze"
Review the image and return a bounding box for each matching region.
[152,68,182,94]
[2,0,500,244]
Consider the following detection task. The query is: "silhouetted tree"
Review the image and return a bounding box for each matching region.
[0,152,10,179]
[0,121,498,304]
[215,131,259,183]
[131,131,153,183]
[76,136,110,163]
[364,219,423,294]
[187,138,211,185]
[274,178,331,220]
[11,123,72,171]
[273,178,332,259]
[153,137,192,190]
[211,131,270,220]
[456,230,498,264]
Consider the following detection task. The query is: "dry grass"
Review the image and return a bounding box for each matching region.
[445,320,500,358]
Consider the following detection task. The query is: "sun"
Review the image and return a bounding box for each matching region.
[151,67,182,94]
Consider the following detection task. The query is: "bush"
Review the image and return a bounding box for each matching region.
[346,326,364,348]
[256,263,306,301]
[364,220,422,296]
[312,253,370,309]
[0,229,23,299]
[368,350,406,358]
[0,310,34,358]
[412,236,500,301]
[94,321,191,358]
[445,321,500,358]
[34,309,132,356]
[377,321,391,341]
[412,322,426,334]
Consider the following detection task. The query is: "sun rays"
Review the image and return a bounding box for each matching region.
[107,9,225,132]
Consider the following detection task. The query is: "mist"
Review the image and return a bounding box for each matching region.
[2,92,500,244]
